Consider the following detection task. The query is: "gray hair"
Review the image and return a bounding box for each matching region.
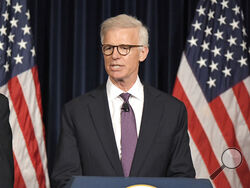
[100,14,149,46]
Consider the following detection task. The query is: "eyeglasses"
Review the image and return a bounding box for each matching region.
[102,44,143,56]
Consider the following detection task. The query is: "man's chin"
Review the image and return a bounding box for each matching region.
[111,77,124,82]
[109,76,125,83]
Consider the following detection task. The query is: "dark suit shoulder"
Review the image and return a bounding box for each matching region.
[0,93,11,136]
[64,84,106,110]
[144,84,185,107]
[0,94,14,188]
[0,94,9,117]
[0,93,8,105]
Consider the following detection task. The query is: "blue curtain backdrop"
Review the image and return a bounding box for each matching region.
[27,0,250,174]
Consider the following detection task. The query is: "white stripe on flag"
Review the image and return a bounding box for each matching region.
[189,135,211,178]
[177,53,243,188]
[17,70,50,187]
[243,77,250,94]
[178,54,227,157]
[220,83,250,169]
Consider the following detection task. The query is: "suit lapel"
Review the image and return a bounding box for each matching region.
[88,86,123,176]
[130,85,164,176]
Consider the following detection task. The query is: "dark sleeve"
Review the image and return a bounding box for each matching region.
[51,104,82,188]
[166,102,196,178]
[0,94,14,188]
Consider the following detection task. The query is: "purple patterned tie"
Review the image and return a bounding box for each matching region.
[120,93,137,177]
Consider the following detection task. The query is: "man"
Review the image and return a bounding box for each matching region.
[0,94,14,188]
[52,14,195,187]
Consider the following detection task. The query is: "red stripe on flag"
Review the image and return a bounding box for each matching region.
[8,76,46,188]
[232,82,250,131]
[173,78,231,187]
[209,97,250,188]
[13,153,26,188]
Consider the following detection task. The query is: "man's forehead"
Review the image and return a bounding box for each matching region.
[104,27,139,41]
[105,27,139,33]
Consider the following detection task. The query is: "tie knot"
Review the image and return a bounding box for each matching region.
[120,93,131,102]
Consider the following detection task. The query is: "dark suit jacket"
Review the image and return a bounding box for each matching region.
[0,94,14,188]
[51,84,195,187]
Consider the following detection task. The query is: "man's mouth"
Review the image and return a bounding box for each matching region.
[110,64,124,70]
[111,64,121,68]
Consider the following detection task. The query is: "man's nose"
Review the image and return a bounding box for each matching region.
[112,46,121,59]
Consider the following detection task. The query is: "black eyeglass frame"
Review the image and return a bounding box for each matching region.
[102,44,144,56]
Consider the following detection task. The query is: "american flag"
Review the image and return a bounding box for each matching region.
[173,0,250,187]
[0,0,50,187]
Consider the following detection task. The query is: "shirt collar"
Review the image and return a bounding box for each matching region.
[106,76,144,101]
[127,77,144,101]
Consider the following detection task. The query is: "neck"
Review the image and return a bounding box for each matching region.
[110,77,137,92]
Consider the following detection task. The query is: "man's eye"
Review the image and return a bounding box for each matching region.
[104,46,112,50]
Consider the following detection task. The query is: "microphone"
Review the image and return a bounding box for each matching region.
[122,102,130,112]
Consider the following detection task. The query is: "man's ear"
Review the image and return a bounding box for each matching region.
[139,46,149,62]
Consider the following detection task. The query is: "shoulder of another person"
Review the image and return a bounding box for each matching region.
[0,93,8,105]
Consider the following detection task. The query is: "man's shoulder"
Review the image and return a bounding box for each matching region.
[144,84,184,106]
[64,84,106,109]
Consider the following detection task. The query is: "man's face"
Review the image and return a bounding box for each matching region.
[103,27,148,85]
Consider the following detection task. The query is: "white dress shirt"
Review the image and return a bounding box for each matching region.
[106,76,144,158]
